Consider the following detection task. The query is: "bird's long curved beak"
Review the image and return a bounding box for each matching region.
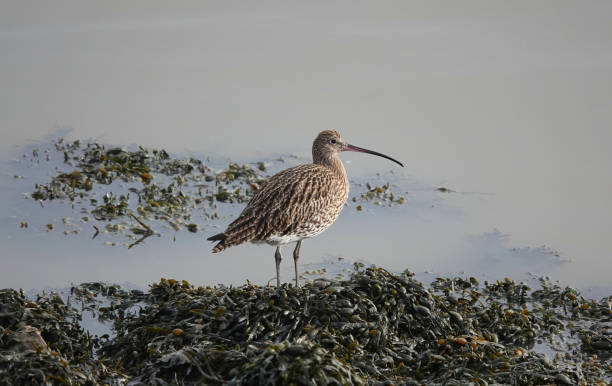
[345,144,404,167]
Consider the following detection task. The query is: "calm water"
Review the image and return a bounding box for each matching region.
[1,2,611,297]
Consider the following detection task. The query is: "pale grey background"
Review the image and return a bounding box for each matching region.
[1,1,611,291]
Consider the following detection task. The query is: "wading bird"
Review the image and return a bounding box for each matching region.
[208,130,403,287]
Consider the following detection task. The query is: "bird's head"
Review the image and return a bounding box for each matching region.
[313,130,346,156]
[313,130,404,167]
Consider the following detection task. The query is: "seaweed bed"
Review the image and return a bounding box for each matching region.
[5,138,611,384]
[19,138,405,248]
[1,267,611,385]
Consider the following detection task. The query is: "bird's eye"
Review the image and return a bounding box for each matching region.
[330,139,337,144]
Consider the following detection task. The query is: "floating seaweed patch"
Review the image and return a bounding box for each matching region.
[25,139,273,246]
[352,182,406,208]
[91,192,130,220]
[23,137,412,246]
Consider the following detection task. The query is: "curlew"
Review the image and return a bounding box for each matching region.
[207,130,403,287]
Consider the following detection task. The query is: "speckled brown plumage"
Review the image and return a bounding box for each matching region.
[211,162,348,251]
[207,130,403,287]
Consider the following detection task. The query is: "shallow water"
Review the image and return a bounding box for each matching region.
[1,134,610,301]
[1,2,611,299]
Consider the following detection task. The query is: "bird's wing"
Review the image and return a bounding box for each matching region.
[221,164,342,245]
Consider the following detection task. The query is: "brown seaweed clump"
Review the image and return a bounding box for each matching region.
[26,139,269,246]
[1,267,611,385]
[352,182,406,209]
[95,268,610,385]
[23,138,407,247]
[0,288,126,385]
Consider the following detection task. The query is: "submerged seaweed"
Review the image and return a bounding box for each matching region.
[26,139,270,245]
[351,182,406,209]
[23,138,411,247]
[2,267,610,385]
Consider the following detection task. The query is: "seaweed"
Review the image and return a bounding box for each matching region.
[352,182,406,208]
[25,138,403,247]
[26,139,269,245]
[2,267,610,384]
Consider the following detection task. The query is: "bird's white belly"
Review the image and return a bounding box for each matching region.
[250,201,345,246]
[251,226,328,246]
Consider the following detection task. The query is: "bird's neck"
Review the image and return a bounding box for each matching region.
[314,154,348,182]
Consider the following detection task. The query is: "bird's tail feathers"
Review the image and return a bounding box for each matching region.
[207,233,227,253]
[207,219,259,253]
[207,233,226,242]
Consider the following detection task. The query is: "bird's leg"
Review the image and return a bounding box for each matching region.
[274,246,282,288]
[293,240,302,288]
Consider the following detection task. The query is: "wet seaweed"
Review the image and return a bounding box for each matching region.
[26,139,270,245]
[99,269,612,384]
[352,182,406,209]
[1,267,611,384]
[0,288,126,385]
[24,138,409,247]
[10,138,612,383]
